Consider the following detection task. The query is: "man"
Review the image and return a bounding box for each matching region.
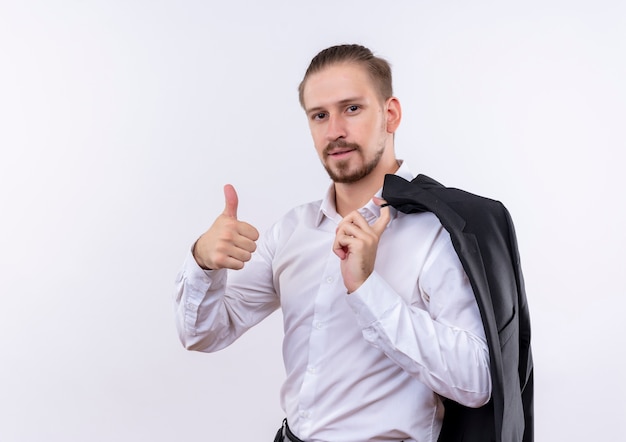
[175,44,532,442]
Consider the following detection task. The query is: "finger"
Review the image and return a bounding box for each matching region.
[339,211,369,232]
[214,255,247,271]
[372,196,387,207]
[223,184,238,218]
[226,245,254,264]
[332,234,353,260]
[232,234,258,254]
[371,205,391,237]
[333,246,347,260]
[236,221,260,242]
[211,238,255,269]
[338,222,361,239]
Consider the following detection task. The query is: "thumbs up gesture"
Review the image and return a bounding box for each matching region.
[192,185,260,270]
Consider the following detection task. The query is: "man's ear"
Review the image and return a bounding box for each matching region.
[385,97,402,133]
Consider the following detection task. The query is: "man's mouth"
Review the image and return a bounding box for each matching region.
[325,142,360,159]
[327,147,356,158]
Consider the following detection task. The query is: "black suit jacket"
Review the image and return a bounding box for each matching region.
[382,174,533,442]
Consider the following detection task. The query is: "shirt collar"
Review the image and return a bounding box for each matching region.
[315,160,415,226]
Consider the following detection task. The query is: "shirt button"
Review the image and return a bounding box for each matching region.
[307,366,317,374]
[326,276,333,283]
[300,410,311,419]
[314,321,323,330]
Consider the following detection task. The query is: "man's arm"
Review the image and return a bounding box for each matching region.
[335,205,491,408]
[173,185,278,352]
[347,242,491,408]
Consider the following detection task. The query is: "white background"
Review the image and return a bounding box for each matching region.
[1,1,624,440]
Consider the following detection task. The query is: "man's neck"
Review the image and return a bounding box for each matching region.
[334,158,400,217]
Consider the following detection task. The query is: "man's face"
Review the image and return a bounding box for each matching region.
[302,63,392,184]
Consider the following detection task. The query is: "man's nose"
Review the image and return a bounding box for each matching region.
[325,114,347,141]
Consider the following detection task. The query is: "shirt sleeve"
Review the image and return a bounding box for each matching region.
[345,230,492,408]
[173,230,280,352]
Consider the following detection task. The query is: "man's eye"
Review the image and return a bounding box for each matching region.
[347,105,359,112]
[313,112,327,120]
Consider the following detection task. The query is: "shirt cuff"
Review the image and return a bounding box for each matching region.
[176,249,227,294]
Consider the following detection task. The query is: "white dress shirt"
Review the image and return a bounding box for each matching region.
[174,162,491,442]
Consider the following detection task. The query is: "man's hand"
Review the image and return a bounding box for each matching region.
[333,201,391,293]
[192,184,259,270]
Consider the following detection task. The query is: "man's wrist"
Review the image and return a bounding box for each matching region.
[191,239,212,270]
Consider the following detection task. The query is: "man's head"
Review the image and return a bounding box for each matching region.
[300,44,401,184]
[298,44,393,109]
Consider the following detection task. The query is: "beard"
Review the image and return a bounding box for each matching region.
[322,140,385,184]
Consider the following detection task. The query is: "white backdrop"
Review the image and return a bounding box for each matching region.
[1,1,624,440]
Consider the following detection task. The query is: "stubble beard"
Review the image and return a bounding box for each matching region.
[322,140,385,184]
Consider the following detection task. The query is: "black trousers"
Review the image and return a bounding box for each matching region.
[274,419,305,442]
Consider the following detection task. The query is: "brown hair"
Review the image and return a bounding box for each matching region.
[298,44,393,107]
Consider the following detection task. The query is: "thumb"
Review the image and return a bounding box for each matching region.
[223,184,238,218]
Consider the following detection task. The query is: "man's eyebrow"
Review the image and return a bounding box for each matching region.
[305,97,365,114]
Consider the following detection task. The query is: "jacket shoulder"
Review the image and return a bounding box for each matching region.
[413,174,507,217]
